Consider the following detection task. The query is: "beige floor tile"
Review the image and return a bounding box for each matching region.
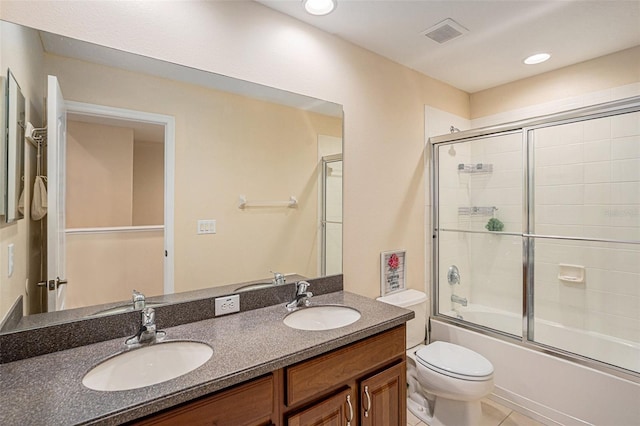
[479,398,512,426]
[405,399,513,426]
[405,397,545,426]
[500,410,547,426]
[407,409,422,426]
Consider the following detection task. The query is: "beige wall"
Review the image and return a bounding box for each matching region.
[0,21,45,321]
[65,231,164,309]
[133,141,164,226]
[0,1,469,301]
[67,121,165,228]
[470,46,640,119]
[66,121,135,228]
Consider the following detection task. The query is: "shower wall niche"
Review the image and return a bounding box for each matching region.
[431,97,640,376]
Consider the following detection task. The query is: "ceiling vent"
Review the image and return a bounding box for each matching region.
[422,18,469,44]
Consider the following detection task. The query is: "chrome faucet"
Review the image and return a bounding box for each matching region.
[272,271,286,286]
[125,307,166,345]
[286,281,313,310]
[133,289,146,310]
[451,294,468,307]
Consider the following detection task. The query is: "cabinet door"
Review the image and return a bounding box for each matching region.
[287,387,356,426]
[360,362,406,426]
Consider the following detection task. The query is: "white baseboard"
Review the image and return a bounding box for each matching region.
[490,386,591,426]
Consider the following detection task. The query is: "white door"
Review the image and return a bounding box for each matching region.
[46,75,67,311]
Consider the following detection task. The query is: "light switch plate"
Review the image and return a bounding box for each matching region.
[197,219,216,234]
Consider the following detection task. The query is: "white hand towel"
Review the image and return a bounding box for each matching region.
[31,175,48,220]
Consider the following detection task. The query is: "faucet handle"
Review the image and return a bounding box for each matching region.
[271,271,286,285]
[142,307,155,327]
[133,290,146,310]
[296,280,311,294]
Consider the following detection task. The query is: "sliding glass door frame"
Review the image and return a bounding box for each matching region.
[430,95,640,382]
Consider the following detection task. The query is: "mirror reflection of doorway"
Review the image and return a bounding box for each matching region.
[63,114,166,310]
[321,154,342,276]
[37,84,174,314]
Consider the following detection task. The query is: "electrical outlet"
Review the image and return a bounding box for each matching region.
[215,294,240,316]
[197,219,216,234]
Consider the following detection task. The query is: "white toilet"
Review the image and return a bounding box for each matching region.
[377,290,494,426]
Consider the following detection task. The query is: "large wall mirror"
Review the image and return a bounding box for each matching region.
[0,19,343,331]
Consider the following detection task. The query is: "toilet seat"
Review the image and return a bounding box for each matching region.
[416,341,493,381]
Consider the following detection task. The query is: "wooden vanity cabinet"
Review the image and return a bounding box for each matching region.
[283,325,406,426]
[131,325,406,426]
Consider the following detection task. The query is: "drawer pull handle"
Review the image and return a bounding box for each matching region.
[364,385,371,418]
[346,394,354,426]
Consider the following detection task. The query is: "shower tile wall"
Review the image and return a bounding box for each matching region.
[533,111,640,344]
[437,133,523,334]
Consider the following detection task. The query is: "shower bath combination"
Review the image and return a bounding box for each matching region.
[431,96,640,377]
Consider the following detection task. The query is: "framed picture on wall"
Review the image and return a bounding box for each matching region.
[380,250,406,296]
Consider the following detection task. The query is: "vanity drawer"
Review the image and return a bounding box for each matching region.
[285,325,405,406]
[133,374,274,426]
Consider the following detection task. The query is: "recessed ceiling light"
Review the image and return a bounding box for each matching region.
[303,0,336,16]
[524,53,551,65]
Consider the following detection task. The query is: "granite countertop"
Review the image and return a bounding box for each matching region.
[0,291,413,425]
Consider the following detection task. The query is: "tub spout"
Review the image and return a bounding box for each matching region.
[451,294,468,307]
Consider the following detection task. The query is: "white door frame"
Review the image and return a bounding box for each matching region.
[47,75,68,311]
[65,101,175,295]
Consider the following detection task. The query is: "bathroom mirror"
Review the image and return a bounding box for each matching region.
[0,75,6,217]
[0,20,343,331]
[3,70,25,223]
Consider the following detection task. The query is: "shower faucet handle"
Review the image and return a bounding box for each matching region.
[447,265,461,285]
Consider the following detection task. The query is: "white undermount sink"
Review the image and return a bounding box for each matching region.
[283,305,361,331]
[82,341,213,391]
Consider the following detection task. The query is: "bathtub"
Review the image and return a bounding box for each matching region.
[432,305,640,426]
[444,304,640,373]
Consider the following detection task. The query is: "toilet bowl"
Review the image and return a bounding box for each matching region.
[407,342,494,425]
[377,290,494,426]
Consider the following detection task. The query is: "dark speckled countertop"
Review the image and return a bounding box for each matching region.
[0,291,413,425]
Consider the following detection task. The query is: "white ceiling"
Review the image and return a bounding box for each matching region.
[256,0,640,93]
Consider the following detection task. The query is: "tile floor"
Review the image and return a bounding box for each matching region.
[407,398,547,426]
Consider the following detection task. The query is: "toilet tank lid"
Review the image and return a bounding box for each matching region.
[376,289,427,307]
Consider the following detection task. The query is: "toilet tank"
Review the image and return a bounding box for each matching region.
[377,289,428,349]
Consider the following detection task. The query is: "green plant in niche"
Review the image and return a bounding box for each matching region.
[485,217,504,232]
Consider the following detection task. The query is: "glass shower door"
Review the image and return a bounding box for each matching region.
[321,155,342,275]
[435,132,524,336]
[529,111,640,373]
